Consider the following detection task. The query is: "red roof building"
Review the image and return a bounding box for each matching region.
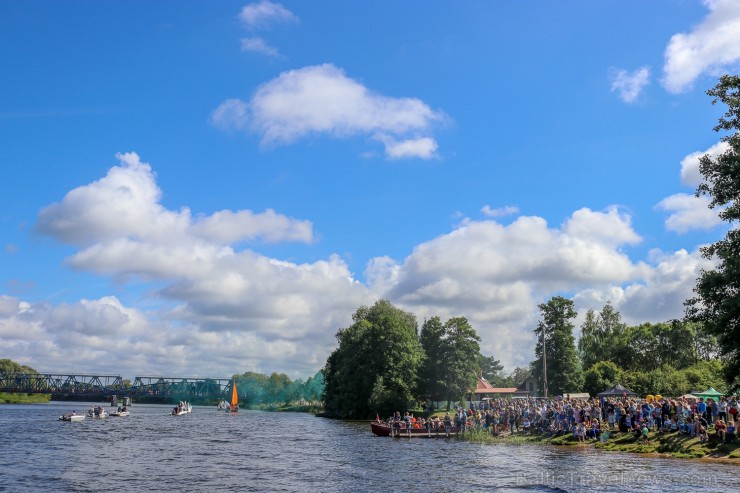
[471,377,518,400]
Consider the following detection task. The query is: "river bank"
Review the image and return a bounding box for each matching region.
[459,426,740,461]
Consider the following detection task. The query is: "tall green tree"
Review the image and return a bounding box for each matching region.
[417,316,481,407]
[686,74,740,392]
[578,302,626,370]
[440,317,481,403]
[531,296,583,396]
[322,300,423,418]
[417,316,446,401]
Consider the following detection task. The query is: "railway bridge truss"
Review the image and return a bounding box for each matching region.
[0,372,235,399]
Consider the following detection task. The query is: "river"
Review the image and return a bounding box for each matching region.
[1,402,736,492]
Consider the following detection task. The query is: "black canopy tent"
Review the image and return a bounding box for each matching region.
[597,383,637,398]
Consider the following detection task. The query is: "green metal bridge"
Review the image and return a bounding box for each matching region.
[0,372,236,399]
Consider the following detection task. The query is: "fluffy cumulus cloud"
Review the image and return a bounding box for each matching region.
[210,64,446,159]
[609,66,650,103]
[655,193,721,233]
[662,0,740,93]
[573,248,715,326]
[36,152,313,250]
[2,156,713,375]
[656,142,727,233]
[21,154,369,376]
[365,207,652,368]
[238,1,298,30]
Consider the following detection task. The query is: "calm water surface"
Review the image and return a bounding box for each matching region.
[1,402,737,492]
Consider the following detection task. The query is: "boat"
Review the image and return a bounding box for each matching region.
[370,420,459,438]
[59,412,85,422]
[110,406,130,417]
[171,401,192,415]
[87,405,109,418]
[228,381,239,413]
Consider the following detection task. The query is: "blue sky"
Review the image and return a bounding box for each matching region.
[1,1,739,380]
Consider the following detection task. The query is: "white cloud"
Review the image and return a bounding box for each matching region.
[573,248,714,326]
[481,205,520,218]
[656,193,722,233]
[654,141,728,233]
[609,66,650,103]
[370,208,650,368]
[680,140,730,187]
[238,1,298,30]
[210,64,446,159]
[210,99,249,132]
[662,0,740,93]
[18,158,713,374]
[240,36,280,57]
[375,135,438,159]
[36,152,313,249]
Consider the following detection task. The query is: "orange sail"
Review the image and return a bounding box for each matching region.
[230,381,238,411]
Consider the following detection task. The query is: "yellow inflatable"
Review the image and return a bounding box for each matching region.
[655,394,663,401]
[646,395,654,402]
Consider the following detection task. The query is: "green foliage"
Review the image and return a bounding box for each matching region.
[686,74,740,392]
[578,303,626,370]
[478,354,504,382]
[322,300,423,418]
[619,360,727,396]
[0,359,49,403]
[0,359,37,373]
[531,296,583,396]
[583,361,623,397]
[417,316,481,405]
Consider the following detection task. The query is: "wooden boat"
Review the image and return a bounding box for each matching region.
[59,412,85,422]
[370,421,459,438]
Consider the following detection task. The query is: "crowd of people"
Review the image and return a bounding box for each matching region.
[384,394,739,443]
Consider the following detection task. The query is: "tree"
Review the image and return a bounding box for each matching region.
[478,354,505,384]
[322,300,423,418]
[440,317,481,404]
[686,74,740,392]
[531,296,583,396]
[0,359,37,373]
[583,361,623,397]
[578,302,626,370]
[417,316,481,408]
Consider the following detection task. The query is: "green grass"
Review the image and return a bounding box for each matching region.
[0,393,51,404]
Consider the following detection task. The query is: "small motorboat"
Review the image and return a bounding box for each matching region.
[110,406,130,417]
[59,412,85,422]
[87,406,109,418]
[171,401,192,415]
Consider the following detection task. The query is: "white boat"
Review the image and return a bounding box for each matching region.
[87,406,109,418]
[171,401,192,415]
[59,412,85,422]
[110,405,130,417]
